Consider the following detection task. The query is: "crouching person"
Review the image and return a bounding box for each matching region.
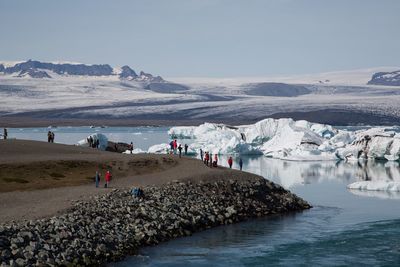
[131,187,144,198]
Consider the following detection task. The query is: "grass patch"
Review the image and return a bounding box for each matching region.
[49,172,66,178]
[3,177,29,184]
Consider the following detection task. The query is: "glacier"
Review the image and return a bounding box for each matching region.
[161,118,400,162]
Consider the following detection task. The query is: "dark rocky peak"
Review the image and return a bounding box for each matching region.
[367,70,400,86]
[17,68,51,78]
[139,71,164,83]
[4,60,114,76]
[119,65,138,80]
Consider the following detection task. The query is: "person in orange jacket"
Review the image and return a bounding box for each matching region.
[228,156,233,169]
[105,170,112,188]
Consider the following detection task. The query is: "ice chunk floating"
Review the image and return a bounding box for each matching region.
[160,118,400,161]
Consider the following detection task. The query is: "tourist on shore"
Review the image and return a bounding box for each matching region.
[209,153,213,168]
[3,128,7,140]
[95,171,101,188]
[200,148,204,161]
[169,140,174,153]
[47,131,52,142]
[204,152,209,165]
[228,156,233,169]
[213,154,218,167]
[178,144,182,158]
[184,144,188,155]
[95,139,99,149]
[129,142,134,154]
[51,132,55,143]
[239,157,243,171]
[173,139,178,154]
[105,170,112,188]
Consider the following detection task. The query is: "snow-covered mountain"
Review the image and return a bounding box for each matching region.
[1,65,400,126]
[0,60,164,82]
[368,70,400,86]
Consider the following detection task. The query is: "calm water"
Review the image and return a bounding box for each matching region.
[7,127,400,266]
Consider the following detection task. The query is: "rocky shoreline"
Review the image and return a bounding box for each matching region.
[0,178,311,266]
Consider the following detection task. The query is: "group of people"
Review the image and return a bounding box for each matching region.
[200,149,219,167]
[47,131,55,143]
[199,148,243,170]
[169,139,189,158]
[94,170,112,188]
[87,136,100,149]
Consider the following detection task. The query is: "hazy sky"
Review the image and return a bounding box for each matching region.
[1,0,399,77]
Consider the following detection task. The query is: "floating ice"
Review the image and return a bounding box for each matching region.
[161,118,400,161]
[123,148,146,154]
[347,181,400,192]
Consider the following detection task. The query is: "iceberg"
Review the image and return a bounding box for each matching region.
[347,181,400,192]
[122,148,146,154]
[162,118,400,161]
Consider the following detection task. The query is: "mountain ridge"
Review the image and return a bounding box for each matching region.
[0,59,164,82]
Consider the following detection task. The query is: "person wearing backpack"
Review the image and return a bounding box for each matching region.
[178,144,183,158]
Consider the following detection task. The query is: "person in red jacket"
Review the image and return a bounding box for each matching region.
[105,170,112,188]
[228,156,233,169]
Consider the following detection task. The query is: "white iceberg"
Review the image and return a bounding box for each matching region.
[347,181,400,192]
[123,148,146,154]
[164,118,400,161]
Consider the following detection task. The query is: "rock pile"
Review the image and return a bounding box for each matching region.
[0,178,310,266]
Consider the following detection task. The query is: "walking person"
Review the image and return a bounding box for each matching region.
[178,144,182,158]
[47,131,52,143]
[228,156,233,169]
[239,157,243,171]
[130,142,134,154]
[3,128,7,140]
[184,144,188,155]
[200,148,204,161]
[105,170,112,188]
[95,171,101,188]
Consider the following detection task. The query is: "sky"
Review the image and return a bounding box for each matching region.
[0,0,399,77]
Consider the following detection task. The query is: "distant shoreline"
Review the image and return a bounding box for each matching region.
[1,108,400,127]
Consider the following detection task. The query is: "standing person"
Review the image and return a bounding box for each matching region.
[96,139,100,149]
[51,132,55,143]
[200,148,204,161]
[105,170,112,188]
[178,144,182,158]
[184,144,188,155]
[130,142,134,154]
[173,139,178,154]
[169,141,174,153]
[3,128,7,140]
[204,152,209,165]
[228,156,233,169]
[47,131,52,143]
[239,157,243,171]
[214,154,218,167]
[95,171,101,188]
[209,153,213,168]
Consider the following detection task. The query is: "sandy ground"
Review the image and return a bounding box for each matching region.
[0,140,260,223]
